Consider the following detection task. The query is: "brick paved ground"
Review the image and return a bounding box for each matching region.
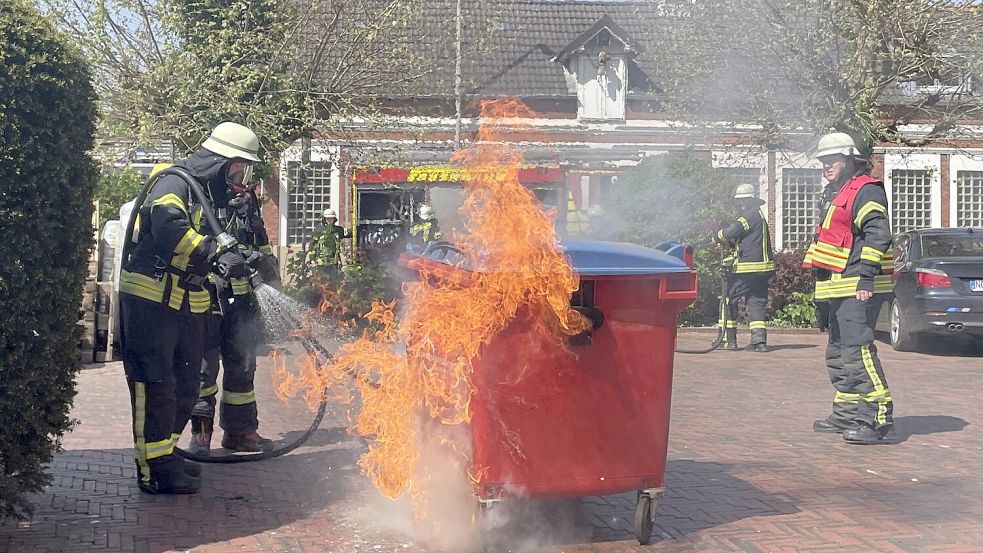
[2,329,982,553]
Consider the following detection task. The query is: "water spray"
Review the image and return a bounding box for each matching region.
[120,166,334,464]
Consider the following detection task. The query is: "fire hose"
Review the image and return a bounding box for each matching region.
[120,167,333,464]
[674,248,731,354]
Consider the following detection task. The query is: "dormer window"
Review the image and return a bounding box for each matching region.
[551,15,636,122]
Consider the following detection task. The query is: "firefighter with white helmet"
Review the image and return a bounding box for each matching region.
[714,182,775,352]
[410,203,442,244]
[189,135,280,457]
[309,208,351,269]
[120,122,265,494]
[804,131,896,444]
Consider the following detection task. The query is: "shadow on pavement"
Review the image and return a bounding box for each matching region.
[278,425,353,448]
[1,446,362,553]
[875,330,983,357]
[763,343,817,351]
[483,459,799,549]
[894,415,969,443]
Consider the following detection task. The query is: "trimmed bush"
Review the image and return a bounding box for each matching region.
[0,1,98,519]
[766,249,815,319]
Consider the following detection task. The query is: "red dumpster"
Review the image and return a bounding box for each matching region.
[401,240,697,544]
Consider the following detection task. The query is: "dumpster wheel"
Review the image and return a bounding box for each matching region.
[635,488,664,545]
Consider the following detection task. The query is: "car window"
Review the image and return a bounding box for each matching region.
[894,235,910,266]
[920,235,983,257]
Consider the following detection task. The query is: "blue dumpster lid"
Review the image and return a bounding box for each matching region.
[560,240,690,276]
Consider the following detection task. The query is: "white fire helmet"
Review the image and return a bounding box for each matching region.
[322,209,337,220]
[201,122,262,162]
[734,183,756,199]
[418,204,434,221]
[814,132,860,159]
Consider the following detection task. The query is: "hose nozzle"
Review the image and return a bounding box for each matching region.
[249,269,264,289]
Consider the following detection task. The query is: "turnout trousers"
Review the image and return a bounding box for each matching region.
[825,296,894,429]
[120,295,205,485]
[723,272,771,347]
[193,294,261,435]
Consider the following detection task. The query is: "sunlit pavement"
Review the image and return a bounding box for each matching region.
[2,329,982,553]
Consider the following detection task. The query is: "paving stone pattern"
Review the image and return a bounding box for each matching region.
[2,331,982,552]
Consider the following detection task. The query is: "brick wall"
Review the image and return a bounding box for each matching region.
[260,168,281,245]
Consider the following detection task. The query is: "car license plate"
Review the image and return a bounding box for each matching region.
[971,280,983,292]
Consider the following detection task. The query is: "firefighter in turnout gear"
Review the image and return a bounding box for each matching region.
[409,204,442,245]
[189,167,279,455]
[804,132,896,445]
[309,209,351,269]
[120,122,262,494]
[715,183,775,352]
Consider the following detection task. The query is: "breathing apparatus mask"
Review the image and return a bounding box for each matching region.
[226,163,256,213]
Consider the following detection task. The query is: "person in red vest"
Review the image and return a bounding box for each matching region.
[803,132,896,445]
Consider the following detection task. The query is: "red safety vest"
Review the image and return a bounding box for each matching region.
[803,175,894,274]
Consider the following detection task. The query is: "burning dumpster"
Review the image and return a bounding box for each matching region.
[400,239,697,545]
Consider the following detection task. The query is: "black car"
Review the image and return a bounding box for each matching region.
[887,228,983,351]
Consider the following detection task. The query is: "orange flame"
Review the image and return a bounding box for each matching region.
[273,98,587,512]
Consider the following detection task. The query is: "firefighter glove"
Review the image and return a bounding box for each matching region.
[215,251,251,279]
[244,250,265,269]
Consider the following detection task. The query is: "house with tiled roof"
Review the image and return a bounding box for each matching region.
[262,0,983,255]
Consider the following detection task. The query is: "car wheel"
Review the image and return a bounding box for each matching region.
[890,299,920,352]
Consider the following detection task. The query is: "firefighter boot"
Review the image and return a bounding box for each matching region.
[189,416,213,456]
[813,417,857,434]
[843,423,897,445]
[722,328,738,351]
[138,458,201,495]
[746,327,767,352]
[180,458,202,477]
[222,432,275,453]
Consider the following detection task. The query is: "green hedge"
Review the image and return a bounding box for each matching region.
[0,1,97,519]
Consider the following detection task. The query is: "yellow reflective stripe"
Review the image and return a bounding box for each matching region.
[807,241,852,270]
[119,270,166,303]
[168,275,186,311]
[175,228,205,257]
[170,433,181,446]
[860,345,885,390]
[259,244,273,255]
[834,391,860,404]
[199,384,219,398]
[145,437,174,460]
[133,383,151,484]
[734,260,776,273]
[188,290,211,314]
[172,229,206,271]
[222,390,256,406]
[821,206,835,229]
[230,277,251,295]
[749,321,767,329]
[860,246,885,263]
[130,213,142,245]
[860,345,891,426]
[814,274,892,299]
[854,201,887,227]
[151,193,188,216]
[880,253,895,271]
[738,217,750,231]
[760,207,771,263]
[803,244,816,265]
[725,321,738,329]
[192,208,204,232]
